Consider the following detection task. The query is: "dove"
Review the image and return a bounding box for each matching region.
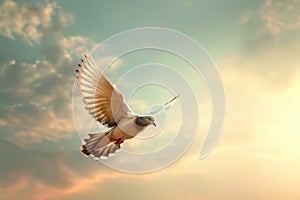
[76,54,179,159]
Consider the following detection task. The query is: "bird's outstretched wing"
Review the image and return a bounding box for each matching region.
[76,54,133,127]
[146,95,179,116]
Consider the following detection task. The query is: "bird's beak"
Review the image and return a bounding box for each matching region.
[152,122,156,127]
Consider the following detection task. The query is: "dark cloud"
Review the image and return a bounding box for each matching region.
[0,139,71,188]
[0,138,115,200]
[0,53,75,145]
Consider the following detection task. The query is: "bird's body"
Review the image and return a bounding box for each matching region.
[76,54,178,159]
[108,116,146,141]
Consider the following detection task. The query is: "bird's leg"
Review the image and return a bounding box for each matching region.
[115,138,124,145]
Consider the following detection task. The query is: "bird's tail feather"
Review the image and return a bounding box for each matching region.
[81,131,120,159]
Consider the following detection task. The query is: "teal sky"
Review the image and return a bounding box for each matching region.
[1,0,300,199]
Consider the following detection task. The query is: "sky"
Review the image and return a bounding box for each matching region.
[0,0,300,199]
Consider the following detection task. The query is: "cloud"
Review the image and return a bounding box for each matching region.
[259,0,300,35]
[241,0,300,35]
[239,10,253,24]
[0,0,73,45]
[9,59,15,65]
[59,36,97,61]
[0,45,94,147]
[0,139,121,200]
[119,64,300,200]
[222,41,300,91]
[0,39,95,148]
[0,57,70,147]
[239,0,300,49]
[210,52,300,157]
[1,1,300,199]
[0,0,96,147]
[236,0,300,90]
[1,60,300,200]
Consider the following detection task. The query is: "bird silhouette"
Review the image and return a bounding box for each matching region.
[76,54,179,159]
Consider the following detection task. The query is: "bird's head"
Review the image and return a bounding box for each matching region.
[136,116,156,127]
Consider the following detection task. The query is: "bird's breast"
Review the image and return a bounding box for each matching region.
[111,117,145,140]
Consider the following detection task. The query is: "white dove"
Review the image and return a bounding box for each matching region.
[76,54,179,159]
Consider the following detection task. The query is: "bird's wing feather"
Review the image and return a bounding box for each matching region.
[146,95,179,116]
[76,54,133,127]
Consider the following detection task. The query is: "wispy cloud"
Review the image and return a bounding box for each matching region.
[60,35,96,61]
[240,0,300,35]
[236,0,300,90]
[259,0,300,35]
[0,0,73,45]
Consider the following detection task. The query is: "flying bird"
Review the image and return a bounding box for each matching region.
[76,54,179,159]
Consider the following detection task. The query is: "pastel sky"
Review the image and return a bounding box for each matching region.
[1,0,300,199]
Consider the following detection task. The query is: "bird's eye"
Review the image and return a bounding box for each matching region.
[139,117,145,122]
